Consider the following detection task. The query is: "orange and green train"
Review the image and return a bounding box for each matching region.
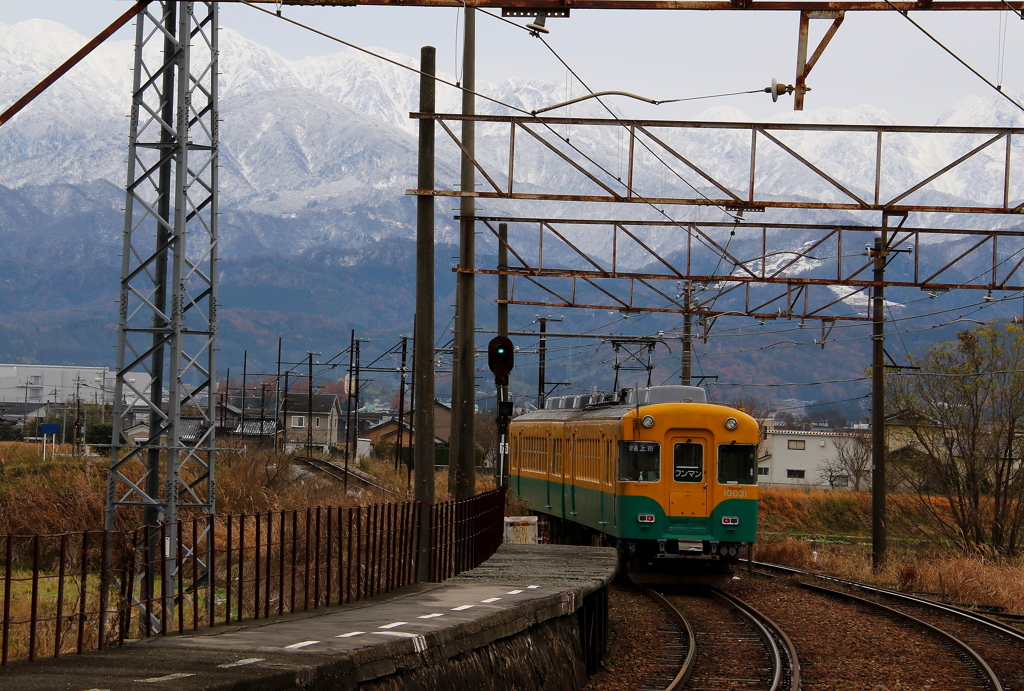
[509,385,759,567]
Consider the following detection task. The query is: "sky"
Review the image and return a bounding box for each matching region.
[2,0,1023,124]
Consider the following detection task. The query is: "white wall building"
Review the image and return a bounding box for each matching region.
[757,428,870,489]
[0,364,151,407]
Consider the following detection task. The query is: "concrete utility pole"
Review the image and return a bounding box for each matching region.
[275,338,282,451]
[450,8,477,501]
[344,330,355,490]
[241,350,247,444]
[682,280,693,386]
[535,316,562,408]
[74,377,82,457]
[306,352,315,457]
[282,371,290,453]
[414,46,437,582]
[871,224,888,571]
[396,336,409,471]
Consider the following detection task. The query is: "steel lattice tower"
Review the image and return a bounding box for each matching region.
[105,1,218,626]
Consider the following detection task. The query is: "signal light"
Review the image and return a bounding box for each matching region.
[488,336,515,385]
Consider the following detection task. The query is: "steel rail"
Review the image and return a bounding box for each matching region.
[754,561,1024,646]
[707,587,801,691]
[799,581,1004,691]
[639,585,697,691]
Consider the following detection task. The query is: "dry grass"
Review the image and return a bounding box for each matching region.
[755,536,1024,615]
[0,441,510,535]
[0,444,107,534]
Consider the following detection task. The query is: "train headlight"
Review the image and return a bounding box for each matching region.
[637,514,656,523]
[722,516,740,525]
[724,417,738,431]
[641,415,655,428]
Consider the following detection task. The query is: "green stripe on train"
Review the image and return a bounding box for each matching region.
[512,474,757,543]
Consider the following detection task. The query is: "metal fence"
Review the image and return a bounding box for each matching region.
[1,488,506,665]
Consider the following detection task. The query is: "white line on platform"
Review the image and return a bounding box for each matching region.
[418,613,444,619]
[283,640,320,649]
[217,658,264,668]
[527,585,540,589]
[372,631,419,638]
[451,604,474,611]
[136,673,195,683]
[506,590,524,594]
[480,597,501,603]
[336,631,365,638]
[379,621,407,629]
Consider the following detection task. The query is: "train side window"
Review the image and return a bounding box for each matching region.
[718,443,758,485]
[673,443,703,482]
[617,441,660,482]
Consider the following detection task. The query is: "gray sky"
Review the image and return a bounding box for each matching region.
[3,0,1023,123]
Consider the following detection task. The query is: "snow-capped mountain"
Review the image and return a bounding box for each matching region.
[3,18,1024,291]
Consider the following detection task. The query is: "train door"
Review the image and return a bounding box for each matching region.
[545,433,553,509]
[668,436,709,526]
[569,433,578,515]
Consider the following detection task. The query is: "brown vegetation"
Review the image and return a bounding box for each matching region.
[0,442,500,535]
[755,536,1024,615]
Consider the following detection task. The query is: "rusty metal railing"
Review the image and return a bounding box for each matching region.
[0,487,506,665]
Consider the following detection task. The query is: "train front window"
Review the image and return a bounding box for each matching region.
[718,444,757,485]
[673,443,703,482]
[618,441,661,482]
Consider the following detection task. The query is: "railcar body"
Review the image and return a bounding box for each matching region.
[509,385,758,565]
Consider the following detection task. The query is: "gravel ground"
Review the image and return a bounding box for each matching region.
[582,582,680,691]
[585,570,994,690]
[668,592,773,690]
[725,571,984,691]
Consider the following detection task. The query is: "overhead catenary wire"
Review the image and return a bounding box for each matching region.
[245,0,753,281]
[883,0,1024,112]
[245,0,1024,397]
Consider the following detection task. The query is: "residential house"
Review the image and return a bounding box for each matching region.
[281,393,341,455]
[758,425,871,489]
[363,418,446,454]
[0,402,47,424]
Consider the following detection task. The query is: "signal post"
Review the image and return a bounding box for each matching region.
[488,336,514,487]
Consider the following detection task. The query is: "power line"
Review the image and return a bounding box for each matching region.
[883,0,1024,113]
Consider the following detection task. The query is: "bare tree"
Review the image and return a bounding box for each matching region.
[819,434,872,491]
[886,322,1024,556]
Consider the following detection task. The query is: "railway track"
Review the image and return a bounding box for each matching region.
[635,580,799,691]
[754,561,1024,691]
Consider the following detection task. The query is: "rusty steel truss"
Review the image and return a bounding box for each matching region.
[238,1,1020,10]
[413,114,1024,215]
[460,215,1024,322]
[404,113,1024,321]
[232,0,1023,111]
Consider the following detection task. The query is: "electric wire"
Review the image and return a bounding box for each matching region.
[246,1,1024,396]
[247,0,751,286]
[883,0,1024,112]
[241,1,533,115]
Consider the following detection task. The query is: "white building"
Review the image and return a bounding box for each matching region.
[757,428,870,489]
[0,364,151,407]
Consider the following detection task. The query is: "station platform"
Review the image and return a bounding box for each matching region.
[1,544,619,691]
